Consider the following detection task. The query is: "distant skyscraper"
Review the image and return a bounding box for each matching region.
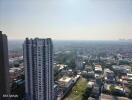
[23,38,54,100]
[0,31,10,99]
[75,55,84,70]
[75,51,84,70]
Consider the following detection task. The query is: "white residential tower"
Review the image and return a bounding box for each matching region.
[23,38,54,100]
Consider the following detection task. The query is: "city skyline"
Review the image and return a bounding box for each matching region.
[1,31,132,99]
[0,0,132,40]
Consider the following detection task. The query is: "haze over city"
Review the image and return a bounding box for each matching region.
[1,0,132,100]
[0,0,132,40]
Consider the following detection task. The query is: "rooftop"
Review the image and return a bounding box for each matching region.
[58,76,72,83]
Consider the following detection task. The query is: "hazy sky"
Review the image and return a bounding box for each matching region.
[0,0,132,40]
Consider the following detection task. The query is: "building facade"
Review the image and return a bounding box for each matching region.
[0,31,10,99]
[23,38,54,100]
[75,55,84,70]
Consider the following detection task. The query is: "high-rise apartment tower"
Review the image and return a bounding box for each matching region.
[23,38,54,100]
[0,31,9,99]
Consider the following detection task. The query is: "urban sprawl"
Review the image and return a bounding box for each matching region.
[1,31,132,100]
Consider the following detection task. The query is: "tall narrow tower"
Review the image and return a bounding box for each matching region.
[23,38,54,100]
[0,31,9,99]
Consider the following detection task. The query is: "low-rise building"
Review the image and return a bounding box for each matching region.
[94,64,102,74]
[9,67,23,82]
[58,76,74,88]
[104,68,115,83]
[112,65,127,75]
[88,81,95,88]
[127,73,132,81]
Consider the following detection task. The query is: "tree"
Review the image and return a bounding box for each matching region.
[83,87,92,100]
[110,85,116,94]
[14,61,20,67]
[128,83,132,99]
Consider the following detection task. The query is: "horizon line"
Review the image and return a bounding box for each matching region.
[8,39,132,41]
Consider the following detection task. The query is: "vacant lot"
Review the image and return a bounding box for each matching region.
[64,77,88,100]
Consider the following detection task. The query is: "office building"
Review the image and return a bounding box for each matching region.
[0,31,10,99]
[23,38,54,100]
